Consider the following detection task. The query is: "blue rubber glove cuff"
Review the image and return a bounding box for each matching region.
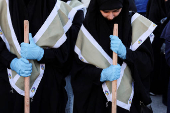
[10,58,19,73]
[37,48,44,61]
[119,44,126,60]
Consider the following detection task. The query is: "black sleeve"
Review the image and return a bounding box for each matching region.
[62,10,85,76]
[70,10,84,44]
[0,37,17,68]
[69,10,84,62]
[146,0,151,18]
[165,39,170,67]
[124,38,154,80]
[71,10,103,86]
[123,38,154,105]
[38,38,70,67]
[71,52,103,86]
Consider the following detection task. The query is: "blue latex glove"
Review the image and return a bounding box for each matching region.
[10,58,32,77]
[100,64,121,82]
[21,33,44,61]
[110,35,126,59]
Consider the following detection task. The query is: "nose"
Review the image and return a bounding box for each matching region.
[108,12,114,20]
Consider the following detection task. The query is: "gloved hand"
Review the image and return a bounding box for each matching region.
[21,33,44,61]
[10,58,32,77]
[100,64,121,82]
[110,35,126,59]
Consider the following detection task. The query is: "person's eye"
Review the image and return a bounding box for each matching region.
[113,10,119,12]
[103,11,109,13]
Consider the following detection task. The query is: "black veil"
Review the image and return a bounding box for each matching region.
[83,0,131,57]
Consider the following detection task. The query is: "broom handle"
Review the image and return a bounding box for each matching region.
[24,20,30,113]
[112,24,118,113]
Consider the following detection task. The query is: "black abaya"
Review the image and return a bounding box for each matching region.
[146,0,170,94]
[71,0,154,113]
[0,0,84,113]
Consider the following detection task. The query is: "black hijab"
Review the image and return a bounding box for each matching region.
[146,0,170,38]
[129,0,137,12]
[165,0,170,19]
[83,0,131,57]
[160,0,170,40]
[9,0,56,44]
[146,0,167,24]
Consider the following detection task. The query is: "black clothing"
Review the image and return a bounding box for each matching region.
[0,38,17,70]
[146,0,169,94]
[167,77,170,113]
[162,20,170,111]
[71,0,153,113]
[0,0,84,113]
[129,0,137,12]
[99,0,123,10]
[60,0,85,74]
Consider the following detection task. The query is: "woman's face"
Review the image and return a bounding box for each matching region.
[100,8,122,21]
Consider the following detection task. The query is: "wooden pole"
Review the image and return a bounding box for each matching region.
[24,20,30,113]
[112,24,118,113]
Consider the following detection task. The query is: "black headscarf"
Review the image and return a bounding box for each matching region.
[99,0,123,10]
[9,0,56,44]
[165,0,170,19]
[146,0,169,38]
[83,0,131,58]
[146,0,170,38]
[129,0,137,12]
[161,0,170,40]
[146,0,167,24]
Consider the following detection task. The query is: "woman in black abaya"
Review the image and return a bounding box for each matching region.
[71,0,154,113]
[160,0,170,110]
[0,0,83,113]
[146,0,170,95]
